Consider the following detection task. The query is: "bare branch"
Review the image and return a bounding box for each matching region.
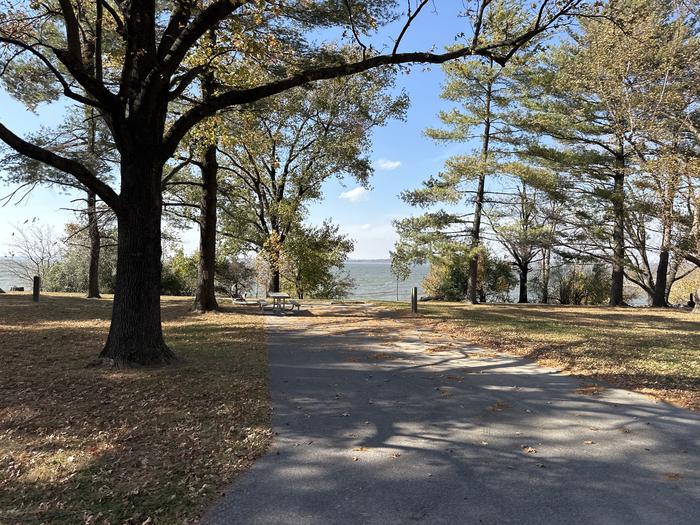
[394,0,431,55]
[344,0,369,59]
[0,122,120,212]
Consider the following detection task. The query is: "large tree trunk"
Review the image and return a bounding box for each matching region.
[193,142,219,312]
[652,249,670,307]
[86,190,101,298]
[518,266,529,303]
[271,268,281,293]
[541,247,551,304]
[100,155,173,366]
[609,152,626,306]
[653,194,674,307]
[664,255,680,304]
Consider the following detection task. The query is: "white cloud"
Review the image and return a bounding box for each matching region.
[339,186,369,202]
[376,158,402,170]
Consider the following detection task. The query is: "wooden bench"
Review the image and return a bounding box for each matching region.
[287,300,301,312]
[258,300,269,311]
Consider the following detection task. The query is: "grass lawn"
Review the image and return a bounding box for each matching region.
[412,302,700,410]
[0,293,270,524]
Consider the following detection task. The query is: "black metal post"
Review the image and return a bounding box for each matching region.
[411,286,418,314]
[32,276,40,302]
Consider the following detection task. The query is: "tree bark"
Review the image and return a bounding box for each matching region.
[271,268,281,293]
[541,247,551,304]
[609,151,625,306]
[468,68,493,304]
[193,142,219,312]
[664,255,680,304]
[652,249,670,307]
[86,190,101,298]
[653,190,674,307]
[518,266,529,303]
[100,153,174,366]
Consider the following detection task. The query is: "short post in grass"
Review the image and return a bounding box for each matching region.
[411,286,418,314]
[32,276,40,302]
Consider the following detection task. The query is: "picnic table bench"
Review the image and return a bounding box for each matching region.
[257,294,301,313]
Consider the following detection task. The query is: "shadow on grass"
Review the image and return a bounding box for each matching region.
[405,302,700,409]
[0,294,270,524]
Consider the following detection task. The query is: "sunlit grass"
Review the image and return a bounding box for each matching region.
[406,302,700,409]
[0,293,270,524]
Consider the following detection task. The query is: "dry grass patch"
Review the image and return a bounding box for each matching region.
[0,293,270,524]
[411,302,700,410]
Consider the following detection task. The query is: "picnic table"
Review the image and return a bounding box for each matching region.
[268,292,290,312]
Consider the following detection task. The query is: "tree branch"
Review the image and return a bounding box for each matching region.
[0,122,120,212]
[0,37,102,108]
[155,0,251,86]
[57,0,83,60]
[393,0,431,55]
[163,0,584,157]
[163,49,497,157]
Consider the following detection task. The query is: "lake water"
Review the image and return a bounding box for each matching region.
[0,258,32,291]
[344,260,429,301]
[1,256,430,300]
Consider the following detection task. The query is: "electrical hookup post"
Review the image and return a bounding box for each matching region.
[411,286,418,314]
[32,276,40,302]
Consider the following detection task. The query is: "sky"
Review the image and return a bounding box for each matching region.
[0,4,485,260]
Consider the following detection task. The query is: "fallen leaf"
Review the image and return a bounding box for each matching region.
[576,384,607,396]
[664,472,681,481]
[488,400,510,412]
[583,440,596,445]
[426,344,453,353]
[521,445,537,454]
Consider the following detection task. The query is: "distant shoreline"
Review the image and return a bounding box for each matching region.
[347,259,429,264]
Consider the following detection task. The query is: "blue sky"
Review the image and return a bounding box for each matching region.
[0,4,481,259]
[307,65,466,258]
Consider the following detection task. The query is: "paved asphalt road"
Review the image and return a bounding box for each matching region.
[203,306,700,524]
